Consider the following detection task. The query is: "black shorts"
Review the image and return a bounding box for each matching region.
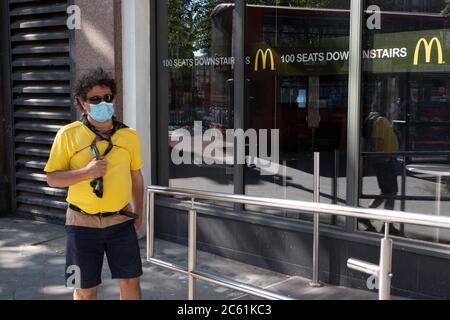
[373,160,398,196]
[65,220,143,289]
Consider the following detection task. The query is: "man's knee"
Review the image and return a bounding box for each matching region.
[74,287,97,300]
[119,277,142,300]
[119,277,140,289]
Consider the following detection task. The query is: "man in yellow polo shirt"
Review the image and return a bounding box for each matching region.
[45,68,144,300]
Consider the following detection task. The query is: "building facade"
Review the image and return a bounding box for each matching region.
[1,0,450,298]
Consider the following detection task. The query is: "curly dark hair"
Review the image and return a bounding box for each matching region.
[74,68,116,111]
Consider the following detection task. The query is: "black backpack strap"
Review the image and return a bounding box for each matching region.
[113,119,129,131]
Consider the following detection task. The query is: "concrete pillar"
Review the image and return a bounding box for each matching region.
[73,0,123,118]
[122,0,151,237]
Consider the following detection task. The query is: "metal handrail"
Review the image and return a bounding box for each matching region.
[146,185,450,301]
[147,185,450,229]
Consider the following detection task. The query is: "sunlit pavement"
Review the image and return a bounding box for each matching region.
[0,217,393,300]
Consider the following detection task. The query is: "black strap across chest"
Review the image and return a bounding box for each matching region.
[81,115,128,198]
[81,115,128,159]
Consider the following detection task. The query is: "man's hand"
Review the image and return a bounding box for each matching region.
[47,159,107,189]
[84,158,108,179]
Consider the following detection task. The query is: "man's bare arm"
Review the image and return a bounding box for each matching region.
[47,159,108,188]
[131,169,144,230]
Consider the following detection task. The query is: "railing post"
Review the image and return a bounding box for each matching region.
[332,149,339,205]
[310,152,322,287]
[435,176,442,242]
[331,149,339,225]
[147,191,155,260]
[379,223,393,300]
[348,223,393,300]
[400,155,406,235]
[188,208,197,300]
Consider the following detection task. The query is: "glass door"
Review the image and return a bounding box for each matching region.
[242,1,350,226]
[360,0,450,242]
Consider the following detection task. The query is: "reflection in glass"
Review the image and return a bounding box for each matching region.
[241,1,350,225]
[360,0,450,243]
[164,1,235,194]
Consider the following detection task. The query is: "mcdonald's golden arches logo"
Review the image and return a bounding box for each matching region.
[413,37,445,65]
[254,48,276,72]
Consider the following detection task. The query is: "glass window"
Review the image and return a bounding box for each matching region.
[241,1,350,225]
[360,0,450,243]
[158,1,236,195]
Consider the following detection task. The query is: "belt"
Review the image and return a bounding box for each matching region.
[68,204,138,219]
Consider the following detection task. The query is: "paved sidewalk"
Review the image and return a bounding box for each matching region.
[0,217,383,300]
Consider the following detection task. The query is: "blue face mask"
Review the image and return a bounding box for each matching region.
[88,102,115,123]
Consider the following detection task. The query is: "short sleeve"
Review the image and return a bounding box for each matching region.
[130,132,144,171]
[44,129,70,173]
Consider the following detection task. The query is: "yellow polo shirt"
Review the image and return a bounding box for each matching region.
[372,116,399,153]
[44,121,144,214]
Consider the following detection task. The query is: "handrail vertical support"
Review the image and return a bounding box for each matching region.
[435,176,442,242]
[333,149,339,205]
[147,191,155,260]
[310,152,323,287]
[331,149,339,225]
[188,208,197,300]
[379,223,393,300]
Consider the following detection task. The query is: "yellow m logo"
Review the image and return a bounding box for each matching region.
[254,49,276,72]
[413,37,444,65]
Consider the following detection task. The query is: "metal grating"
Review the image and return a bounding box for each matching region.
[7,0,73,222]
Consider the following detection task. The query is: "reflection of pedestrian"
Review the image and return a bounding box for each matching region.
[361,111,402,235]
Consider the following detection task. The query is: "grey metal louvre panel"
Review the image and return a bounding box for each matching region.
[11,31,69,42]
[16,182,67,197]
[15,109,72,120]
[13,71,71,81]
[13,84,71,94]
[16,205,67,225]
[12,57,70,67]
[16,157,48,169]
[14,97,71,107]
[9,4,68,16]
[12,45,69,54]
[17,194,67,210]
[15,121,64,132]
[15,132,55,144]
[16,145,51,157]
[16,169,47,182]
[10,0,46,3]
[11,18,67,29]
[8,0,73,221]
[9,0,53,4]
